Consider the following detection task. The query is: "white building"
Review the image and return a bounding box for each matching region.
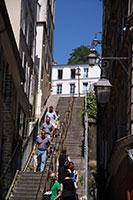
[35,0,55,118]
[51,64,101,96]
[5,0,56,125]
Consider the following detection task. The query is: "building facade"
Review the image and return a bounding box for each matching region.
[35,0,55,118]
[0,1,31,198]
[97,1,133,200]
[5,0,37,115]
[51,64,100,96]
[0,0,55,198]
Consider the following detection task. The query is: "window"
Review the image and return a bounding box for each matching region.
[4,65,12,104]
[21,51,26,69]
[58,69,63,80]
[83,82,88,94]
[19,109,25,138]
[57,84,62,94]
[70,84,75,94]
[84,68,88,78]
[71,69,76,79]
[89,82,94,91]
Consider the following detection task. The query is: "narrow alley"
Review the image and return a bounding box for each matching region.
[5,96,86,200]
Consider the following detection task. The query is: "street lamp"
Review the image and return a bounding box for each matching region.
[88,51,112,105]
[94,77,112,105]
[75,66,81,97]
[88,37,129,105]
[88,49,98,67]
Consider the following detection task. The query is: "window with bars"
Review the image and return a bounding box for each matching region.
[57,84,62,94]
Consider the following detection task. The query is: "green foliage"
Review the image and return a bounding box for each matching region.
[68,45,97,119]
[67,45,90,64]
[81,92,97,123]
[87,92,97,119]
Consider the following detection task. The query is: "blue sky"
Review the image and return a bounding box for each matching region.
[53,0,102,64]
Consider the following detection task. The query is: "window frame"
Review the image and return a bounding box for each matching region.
[71,69,76,79]
[57,84,62,94]
[58,69,63,80]
[70,83,75,94]
[83,68,88,78]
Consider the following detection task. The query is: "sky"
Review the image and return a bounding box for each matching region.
[53,0,102,65]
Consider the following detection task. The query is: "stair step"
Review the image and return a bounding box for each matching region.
[13,189,39,194]
[10,194,38,199]
[14,185,40,191]
[19,172,42,177]
[18,176,42,181]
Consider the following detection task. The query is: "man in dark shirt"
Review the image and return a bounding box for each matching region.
[58,148,70,183]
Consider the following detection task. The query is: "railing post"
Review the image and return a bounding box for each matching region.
[84,95,89,200]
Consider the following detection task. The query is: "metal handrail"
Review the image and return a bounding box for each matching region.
[5,96,75,200]
[4,120,39,199]
[84,95,89,200]
[0,142,20,200]
[22,120,39,172]
[35,96,75,200]
[35,137,59,200]
[5,170,19,200]
[0,142,20,182]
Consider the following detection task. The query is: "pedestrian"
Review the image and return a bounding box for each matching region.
[50,172,61,200]
[67,162,79,184]
[58,148,70,183]
[59,148,70,168]
[36,129,50,172]
[41,116,55,141]
[60,170,78,200]
[45,106,57,127]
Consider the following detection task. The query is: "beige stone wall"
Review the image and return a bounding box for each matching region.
[5,0,21,47]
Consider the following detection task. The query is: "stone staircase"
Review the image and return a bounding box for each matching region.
[56,97,72,121]
[6,96,73,200]
[6,96,86,199]
[64,97,85,198]
[9,172,44,200]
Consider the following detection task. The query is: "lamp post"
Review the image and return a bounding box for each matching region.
[88,37,129,105]
[84,96,89,200]
[75,66,81,97]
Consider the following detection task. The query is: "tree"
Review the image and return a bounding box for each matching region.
[68,45,97,119]
[67,45,90,64]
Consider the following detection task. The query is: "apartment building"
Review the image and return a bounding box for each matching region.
[5,0,37,116]
[51,64,100,96]
[0,1,31,198]
[35,0,55,118]
[0,0,55,198]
